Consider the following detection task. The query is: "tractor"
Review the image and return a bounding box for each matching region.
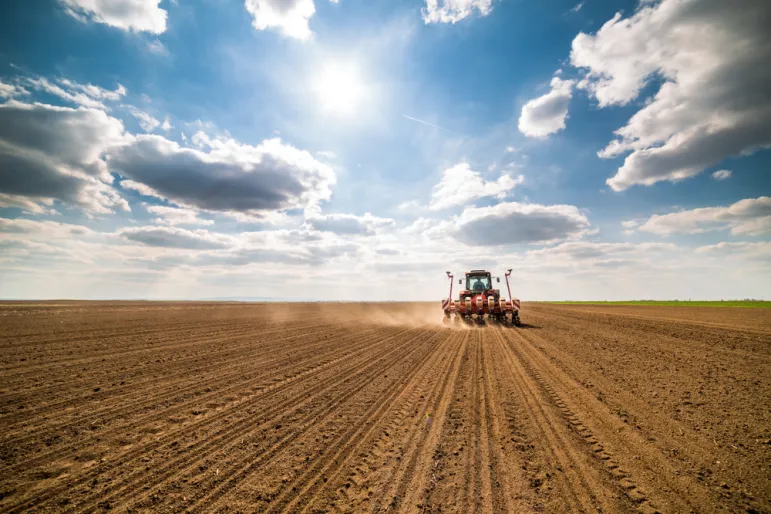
[441,269,521,326]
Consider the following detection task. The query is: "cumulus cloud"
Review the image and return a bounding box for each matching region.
[306,213,395,235]
[570,0,771,190]
[25,77,126,109]
[60,0,167,33]
[108,133,335,217]
[453,201,591,246]
[430,163,523,210]
[146,205,214,226]
[422,0,493,24]
[0,101,129,213]
[712,170,732,181]
[244,0,316,40]
[118,226,231,250]
[518,77,574,138]
[638,197,771,236]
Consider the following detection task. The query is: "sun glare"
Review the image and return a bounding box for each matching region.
[315,63,366,117]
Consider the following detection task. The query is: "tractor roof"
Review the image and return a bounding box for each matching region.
[467,269,490,275]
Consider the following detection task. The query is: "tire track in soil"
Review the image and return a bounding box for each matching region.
[521,306,770,512]
[505,323,730,513]
[492,326,627,513]
[372,328,467,512]
[4,325,418,513]
[254,329,462,514]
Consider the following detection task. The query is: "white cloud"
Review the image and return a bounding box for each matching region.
[60,0,167,33]
[160,117,172,131]
[570,0,771,190]
[0,194,57,215]
[0,81,28,99]
[305,213,395,235]
[129,107,161,132]
[452,201,591,246]
[518,77,574,138]
[422,0,493,24]
[638,197,771,236]
[621,220,638,229]
[430,162,523,210]
[712,169,732,181]
[696,241,771,260]
[526,241,678,265]
[0,218,97,238]
[146,205,214,226]
[0,101,129,213]
[25,77,126,109]
[244,0,316,40]
[118,226,230,249]
[108,133,336,217]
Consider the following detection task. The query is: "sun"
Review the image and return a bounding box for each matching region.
[315,62,366,117]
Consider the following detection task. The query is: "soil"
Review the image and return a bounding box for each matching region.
[0,301,768,513]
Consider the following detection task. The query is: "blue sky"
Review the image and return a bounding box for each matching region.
[0,0,769,300]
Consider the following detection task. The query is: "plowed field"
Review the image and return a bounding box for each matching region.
[1,302,769,513]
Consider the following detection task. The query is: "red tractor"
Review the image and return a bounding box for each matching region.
[441,269,521,326]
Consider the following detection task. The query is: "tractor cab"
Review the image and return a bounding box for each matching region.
[466,272,492,292]
[459,270,500,301]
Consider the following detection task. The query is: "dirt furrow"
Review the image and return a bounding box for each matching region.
[3,326,418,512]
[0,315,340,398]
[70,326,426,513]
[1,323,386,477]
[260,330,457,514]
[1,321,374,447]
[374,327,466,512]
[494,326,627,513]
[508,310,769,512]
[173,328,439,512]
[1,301,767,513]
[0,317,337,388]
[479,327,526,512]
